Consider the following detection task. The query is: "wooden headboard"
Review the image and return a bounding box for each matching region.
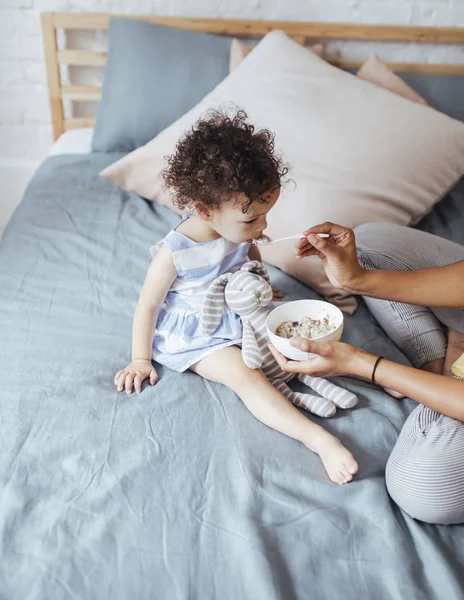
[40,12,464,141]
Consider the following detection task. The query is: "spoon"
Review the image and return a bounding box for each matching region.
[253,233,329,246]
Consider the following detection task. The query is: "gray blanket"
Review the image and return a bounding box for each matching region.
[1,154,462,600]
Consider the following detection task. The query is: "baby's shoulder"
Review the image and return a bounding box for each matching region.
[175,216,204,242]
[175,215,220,244]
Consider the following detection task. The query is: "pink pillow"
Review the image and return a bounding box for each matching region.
[357,54,428,106]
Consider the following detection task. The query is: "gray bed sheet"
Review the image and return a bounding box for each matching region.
[0,154,463,600]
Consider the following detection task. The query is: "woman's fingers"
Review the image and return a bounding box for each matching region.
[296,250,319,260]
[290,336,313,353]
[268,345,305,373]
[302,222,344,237]
[295,237,328,259]
[295,245,318,258]
[295,237,309,249]
[305,234,336,258]
[296,237,322,252]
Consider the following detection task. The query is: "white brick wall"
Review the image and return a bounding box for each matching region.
[0,0,463,234]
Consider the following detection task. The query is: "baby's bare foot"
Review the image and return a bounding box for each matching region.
[309,433,358,485]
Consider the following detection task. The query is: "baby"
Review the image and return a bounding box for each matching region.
[114,110,358,485]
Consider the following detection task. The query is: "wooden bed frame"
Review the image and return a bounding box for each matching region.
[40,12,464,141]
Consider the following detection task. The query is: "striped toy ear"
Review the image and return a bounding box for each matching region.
[241,319,263,369]
[241,260,271,284]
[200,273,232,335]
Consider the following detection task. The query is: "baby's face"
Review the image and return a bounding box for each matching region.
[207,187,280,244]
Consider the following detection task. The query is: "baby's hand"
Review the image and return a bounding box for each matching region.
[272,287,283,301]
[114,359,158,394]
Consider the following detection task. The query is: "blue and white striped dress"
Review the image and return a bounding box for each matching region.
[150,224,252,372]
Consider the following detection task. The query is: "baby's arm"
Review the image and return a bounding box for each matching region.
[114,244,177,394]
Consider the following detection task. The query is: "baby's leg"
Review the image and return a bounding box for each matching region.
[191,346,358,484]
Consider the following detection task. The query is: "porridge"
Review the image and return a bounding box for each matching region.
[276,315,336,340]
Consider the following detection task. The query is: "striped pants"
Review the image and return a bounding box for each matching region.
[355,223,464,525]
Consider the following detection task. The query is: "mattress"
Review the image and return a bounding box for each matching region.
[0,152,463,599]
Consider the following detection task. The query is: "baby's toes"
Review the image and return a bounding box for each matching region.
[345,457,359,475]
[328,470,345,485]
[340,466,353,484]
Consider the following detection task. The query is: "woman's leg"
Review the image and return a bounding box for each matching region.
[386,405,464,524]
[355,223,464,370]
[355,223,464,522]
[191,346,358,485]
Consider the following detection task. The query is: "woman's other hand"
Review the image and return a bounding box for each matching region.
[269,336,376,379]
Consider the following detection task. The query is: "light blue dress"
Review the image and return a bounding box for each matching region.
[150,222,251,372]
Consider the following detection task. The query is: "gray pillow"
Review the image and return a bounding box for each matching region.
[411,73,464,242]
[416,177,464,244]
[400,72,464,123]
[92,19,232,153]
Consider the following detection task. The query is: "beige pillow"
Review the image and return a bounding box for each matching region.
[229,38,324,72]
[228,48,428,313]
[357,54,428,106]
[101,31,464,314]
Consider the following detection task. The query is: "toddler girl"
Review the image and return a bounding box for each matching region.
[114,110,358,485]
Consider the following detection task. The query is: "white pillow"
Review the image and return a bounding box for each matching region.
[101,30,464,300]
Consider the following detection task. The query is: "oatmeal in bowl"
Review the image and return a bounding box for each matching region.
[266,300,344,361]
[276,315,337,340]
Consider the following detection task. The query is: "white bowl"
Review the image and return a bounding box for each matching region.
[266,299,344,361]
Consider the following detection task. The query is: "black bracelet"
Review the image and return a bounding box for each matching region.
[371,356,384,385]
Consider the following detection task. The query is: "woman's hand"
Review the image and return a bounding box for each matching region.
[114,359,159,394]
[269,336,376,379]
[295,222,366,293]
[270,337,464,421]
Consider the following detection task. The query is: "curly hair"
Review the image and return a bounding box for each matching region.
[162,109,288,213]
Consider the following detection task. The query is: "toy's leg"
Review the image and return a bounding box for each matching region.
[273,378,336,418]
[297,374,358,409]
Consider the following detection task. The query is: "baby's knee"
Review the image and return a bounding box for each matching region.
[226,359,266,393]
[386,455,464,525]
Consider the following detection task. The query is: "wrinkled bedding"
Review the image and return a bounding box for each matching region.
[0,154,462,600]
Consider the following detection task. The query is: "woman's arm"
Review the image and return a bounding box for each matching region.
[269,339,464,422]
[115,244,177,394]
[349,261,464,308]
[296,222,464,308]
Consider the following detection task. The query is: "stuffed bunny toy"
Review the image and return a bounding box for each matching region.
[200,261,358,418]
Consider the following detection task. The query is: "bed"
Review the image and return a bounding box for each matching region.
[1,13,463,600]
